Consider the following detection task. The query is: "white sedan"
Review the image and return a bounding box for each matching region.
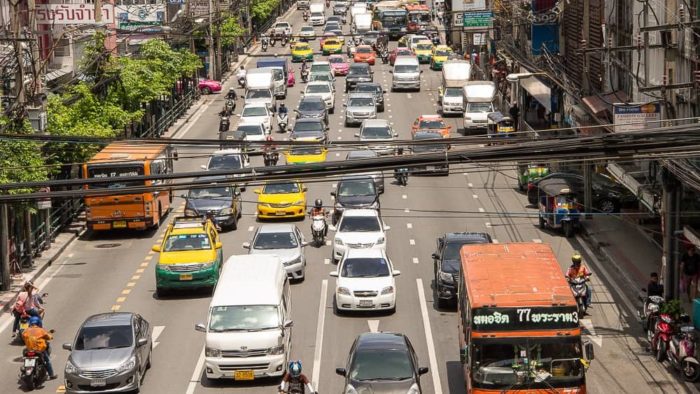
[302,81,335,113]
[331,248,399,313]
[298,25,317,40]
[329,209,389,261]
[239,103,272,133]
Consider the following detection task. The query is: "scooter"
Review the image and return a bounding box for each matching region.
[639,289,665,341]
[237,76,246,88]
[568,276,590,318]
[394,168,408,186]
[381,49,389,64]
[281,35,289,46]
[263,151,279,166]
[303,12,309,21]
[261,37,269,52]
[311,213,327,246]
[223,99,235,116]
[219,115,230,133]
[20,348,48,390]
[277,112,288,132]
[651,313,675,362]
[665,319,700,382]
[270,36,277,47]
[301,68,309,83]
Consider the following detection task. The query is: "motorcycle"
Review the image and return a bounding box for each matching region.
[219,115,230,133]
[270,35,277,47]
[651,313,675,362]
[665,319,700,382]
[263,151,279,166]
[303,12,309,21]
[223,99,235,116]
[277,112,289,132]
[237,75,246,88]
[638,289,665,341]
[301,68,309,83]
[381,49,389,64]
[568,276,590,318]
[394,168,408,186]
[20,348,48,390]
[281,35,289,47]
[204,212,222,231]
[261,38,269,52]
[311,213,327,246]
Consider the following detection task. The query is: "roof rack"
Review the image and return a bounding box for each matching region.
[172,216,207,229]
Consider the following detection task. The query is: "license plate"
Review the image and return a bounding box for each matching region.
[113,221,127,229]
[179,273,193,281]
[24,359,36,367]
[359,300,374,307]
[234,370,255,380]
[275,211,286,216]
[90,379,106,387]
[20,322,28,330]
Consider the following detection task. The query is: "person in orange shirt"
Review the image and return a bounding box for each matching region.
[22,316,57,379]
[566,253,593,308]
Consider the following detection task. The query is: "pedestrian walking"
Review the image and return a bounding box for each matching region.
[681,246,700,302]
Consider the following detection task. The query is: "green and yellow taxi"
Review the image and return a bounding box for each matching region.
[322,38,343,55]
[284,146,328,164]
[153,217,223,296]
[430,45,453,70]
[291,42,314,62]
[413,40,434,63]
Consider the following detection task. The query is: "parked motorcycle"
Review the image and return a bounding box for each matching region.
[651,313,675,362]
[394,168,408,186]
[568,276,590,318]
[277,112,289,132]
[311,213,328,246]
[665,319,700,382]
[20,348,48,390]
[263,151,279,166]
[638,289,665,342]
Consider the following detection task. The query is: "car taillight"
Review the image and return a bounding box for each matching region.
[527,183,535,190]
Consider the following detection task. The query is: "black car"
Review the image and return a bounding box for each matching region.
[295,96,328,124]
[184,176,243,230]
[291,118,328,143]
[336,332,429,393]
[331,176,379,224]
[432,232,492,307]
[352,82,386,112]
[527,172,637,213]
[345,63,373,93]
[411,132,449,175]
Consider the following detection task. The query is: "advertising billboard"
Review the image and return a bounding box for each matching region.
[613,102,662,132]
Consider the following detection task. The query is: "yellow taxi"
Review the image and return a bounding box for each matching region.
[255,181,307,219]
[322,38,343,55]
[430,45,453,70]
[153,217,223,296]
[284,146,328,164]
[413,40,434,63]
[291,42,314,62]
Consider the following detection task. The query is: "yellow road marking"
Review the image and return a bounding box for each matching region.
[131,275,141,280]
[126,282,136,287]
[136,268,145,274]
[117,297,126,303]
[148,250,155,255]
[111,304,121,311]
[141,262,149,268]
[144,255,153,261]
[121,289,131,295]
[56,385,66,393]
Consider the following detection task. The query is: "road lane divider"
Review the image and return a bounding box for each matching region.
[185,346,206,394]
[152,325,165,349]
[416,279,443,394]
[409,239,416,245]
[367,320,380,333]
[412,257,419,264]
[311,279,328,389]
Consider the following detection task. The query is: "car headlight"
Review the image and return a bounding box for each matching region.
[156,264,171,272]
[205,347,221,357]
[407,383,420,394]
[219,207,234,215]
[292,200,305,206]
[440,271,453,283]
[116,357,136,373]
[464,116,472,120]
[367,201,379,209]
[345,384,358,394]
[65,359,78,375]
[185,208,197,216]
[377,237,385,244]
[335,238,344,245]
[337,286,351,296]
[268,344,285,355]
[284,256,302,266]
[200,262,215,270]
[381,286,394,295]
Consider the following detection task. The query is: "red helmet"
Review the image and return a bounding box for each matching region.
[266,135,274,142]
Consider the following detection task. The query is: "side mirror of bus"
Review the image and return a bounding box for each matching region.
[584,341,595,361]
[459,346,469,364]
[172,149,179,161]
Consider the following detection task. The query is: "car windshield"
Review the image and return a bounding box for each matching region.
[311,64,331,73]
[188,186,232,199]
[361,126,391,138]
[338,181,376,197]
[294,122,323,132]
[237,125,263,135]
[301,26,314,32]
[444,87,462,97]
[341,257,390,278]
[207,155,242,170]
[299,100,325,111]
[209,305,279,332]
[263,182,300,194]
[74,324,133,350]
[275,23,289,28]
[246,90,271,99]
[295,44,311,51]
[329,57,345,64]
[435,49,451,56]
[339,216,381,232]
[413,135,446,153]
[355,85,380,94]
[395,65,418,73]
[397,49,412,55]
[420,119,446,129]
[350,348,414,381]
[441,242,466,272]
[356,47,372,54]
[348,67,370,76]
[291,146,323,155]
[325,40,339,46]
[416,43,432,50]
[306,84,331,93]
[311,74,332,82]
[347,150,377,159]
[467,102,494,112]
[253,232,298,249]
[242,106,267,117]
[163,233,211,252]
[349,97,374,107]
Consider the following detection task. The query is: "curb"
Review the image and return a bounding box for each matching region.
[1,226,86,315]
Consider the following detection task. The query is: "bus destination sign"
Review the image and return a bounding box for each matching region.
[472,306,579,331]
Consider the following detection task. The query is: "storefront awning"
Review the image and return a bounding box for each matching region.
[518,68,551,112]
[582,91,630,117]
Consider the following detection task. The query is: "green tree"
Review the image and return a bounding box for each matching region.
[220,15,246,47]
[0,117,48,194]
[251,0,281,21]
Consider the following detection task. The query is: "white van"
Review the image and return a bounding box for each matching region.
[245,69,277,111]
[196,255,292,380]
[310,3,325,25]
[391,56,421,91]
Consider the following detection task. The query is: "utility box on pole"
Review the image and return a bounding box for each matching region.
[27,105,47,133]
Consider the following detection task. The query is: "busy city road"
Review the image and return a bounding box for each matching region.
[0,4,695,394]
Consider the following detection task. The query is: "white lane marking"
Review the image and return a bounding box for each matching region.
[412,257,419,264]
[416,279,444,394]
[402,194,407,199]
[492,239,499,244]
[332,183,337,188]
[367,319,380,333]
[173,102,209,139]
[324,258,330,265]
[467,183,473,187]
[388,109,392,112]
[472,194,478,199]
[335,153,340,157]
[311,280,328,389]
[404,208,410,213]
[478,207,485,213]
[407,223,413,229]
[407,93,413,99]
[185,347,206,394]
[532,238,543,243]
[337,136,342,140]
[325,240,332,246]
[409,239,416,245]
[248,226,254,232]
[152,326,165,349]
[338,122,343,125]
[580,319,603,347]
[389,115,393,118]
[463,173,469,176]
[485,222,492,228]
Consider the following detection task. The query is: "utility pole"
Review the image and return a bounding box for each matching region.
[215,0,222,80]
[208,0,215,80]
[0,204,9,291]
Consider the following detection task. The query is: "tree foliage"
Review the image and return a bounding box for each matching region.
[0,118,48,194]
[220,15,246,47]
[251,0,281,21]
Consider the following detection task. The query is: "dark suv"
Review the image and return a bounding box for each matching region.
[184,176,244,230]
[432,232,492,307]
[296,96,329,125]
[352,82,386,112]
[330,176,380,224]
[345,63,373,93]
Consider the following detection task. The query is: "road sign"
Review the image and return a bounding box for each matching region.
[613,102,661,132]
[462,10,492,29]
[37,187,51,210]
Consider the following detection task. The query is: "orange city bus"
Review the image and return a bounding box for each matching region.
[83,143,176,231]
[457,243,594,393]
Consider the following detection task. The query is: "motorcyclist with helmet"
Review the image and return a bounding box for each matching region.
[22,316,57,380]
[566,253,592,309]
[279,360,316,394]
[263,135,279,166]
[225,87,237,101]
[309,199,328,236]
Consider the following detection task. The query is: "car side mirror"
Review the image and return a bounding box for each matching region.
[242,242,251,249]
[303,186,308,192]
[335,368,347,376]
[343,103,347,107]
[389,70,393,73]
[330,191,336,196]
[392,270,401,276]
[584,341,595,361]
[254,189,262,194]
[393,132,398,138]
[137,337,148,347]
[383,89,387,93]
[151,245,161,253]
[418,367,429,375]
[354,133,360,137]
[384,225,391,231]
[195,323,206,332]
[330,271,339,277]
[180,194,188,199]
[200,165,207,170]
[62,343,72,351]
[215,242,223,249]
[283,319,294,328]
[432,253,439,260]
